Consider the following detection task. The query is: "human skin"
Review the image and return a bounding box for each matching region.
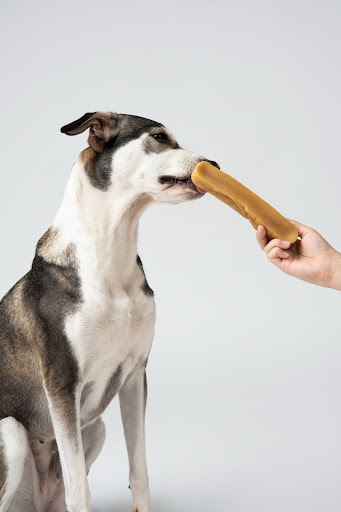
[256,219,341,291]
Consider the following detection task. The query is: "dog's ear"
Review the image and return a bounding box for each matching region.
[60,112,120,152]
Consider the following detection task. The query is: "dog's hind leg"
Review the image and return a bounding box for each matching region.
[119,365,152,512]
[0,417,39,512]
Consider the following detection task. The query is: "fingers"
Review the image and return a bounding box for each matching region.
[256,225,268,250]
[256,226,291,264]
[256,225,292,255]
[257,220,312,246]
[267,246,290,261]
[263,238,291,255]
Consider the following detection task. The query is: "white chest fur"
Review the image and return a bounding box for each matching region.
[50,159,159,426]
[66,275,156,425]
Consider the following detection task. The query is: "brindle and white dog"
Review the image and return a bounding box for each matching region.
[0,112,219,512]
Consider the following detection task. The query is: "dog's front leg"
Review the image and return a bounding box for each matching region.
[46,385,91,512]
[119,365,152,512]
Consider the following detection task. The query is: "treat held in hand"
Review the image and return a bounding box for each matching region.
[192,161,298,244]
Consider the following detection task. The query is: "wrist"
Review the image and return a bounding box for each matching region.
[327,250,341,291]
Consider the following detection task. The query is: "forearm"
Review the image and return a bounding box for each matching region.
[326,250,341,291]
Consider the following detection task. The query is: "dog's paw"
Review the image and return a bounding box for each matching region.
[129,481,152,512]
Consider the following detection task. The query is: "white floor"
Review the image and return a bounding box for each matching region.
[89,372,341,512]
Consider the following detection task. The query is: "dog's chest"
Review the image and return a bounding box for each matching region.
[66,282,155,424]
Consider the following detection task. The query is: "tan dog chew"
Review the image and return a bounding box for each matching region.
[192,161,298,243]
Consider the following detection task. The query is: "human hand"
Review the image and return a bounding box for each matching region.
[256,219,341,290]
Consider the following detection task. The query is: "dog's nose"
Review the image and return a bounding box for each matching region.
[204,159,220,169]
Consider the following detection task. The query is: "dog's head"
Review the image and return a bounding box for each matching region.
[61,112,219,204]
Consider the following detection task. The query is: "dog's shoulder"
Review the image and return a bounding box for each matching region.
[0,227,82,409]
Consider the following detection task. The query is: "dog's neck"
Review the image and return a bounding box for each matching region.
[46,154,153,293]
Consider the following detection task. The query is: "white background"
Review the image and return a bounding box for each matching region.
[1,1,341,511]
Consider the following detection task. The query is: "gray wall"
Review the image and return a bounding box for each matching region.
[1,1,340,511]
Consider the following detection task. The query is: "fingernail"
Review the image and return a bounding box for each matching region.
[281,241,290,247]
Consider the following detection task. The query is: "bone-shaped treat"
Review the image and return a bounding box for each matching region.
[192,161,298,244]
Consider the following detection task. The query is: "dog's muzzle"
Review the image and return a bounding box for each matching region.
[158,160,220,193]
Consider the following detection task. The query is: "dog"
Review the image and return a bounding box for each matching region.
[0,111,219,512]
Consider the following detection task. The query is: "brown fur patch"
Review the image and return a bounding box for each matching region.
[36,228,77,268]
[5,280,41,350]
[79,146,96,164]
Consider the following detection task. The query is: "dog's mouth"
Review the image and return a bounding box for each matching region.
[158,174,205,194]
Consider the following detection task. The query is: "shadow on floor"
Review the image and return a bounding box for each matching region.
[93,497,175,512]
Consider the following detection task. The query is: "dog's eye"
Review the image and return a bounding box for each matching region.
[153,133,169,144]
